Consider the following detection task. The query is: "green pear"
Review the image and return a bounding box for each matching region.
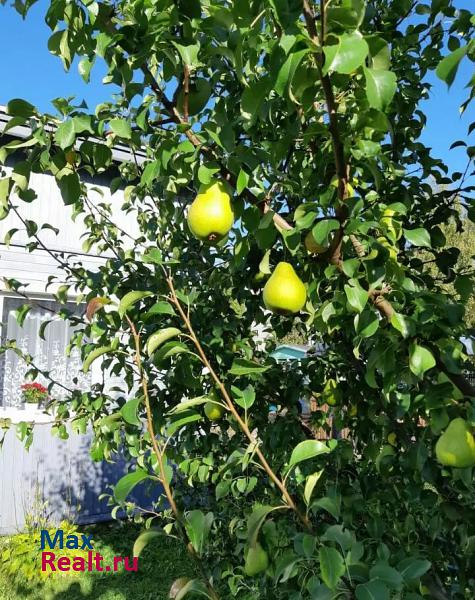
[204,390,225,421]
[263,262,306,314]
[435,418,475,468]
[304,231,328,254]
[204,401,225,421]
[187,181,234,243]
[244,543,269,577]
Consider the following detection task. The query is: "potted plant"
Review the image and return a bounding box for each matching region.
[21,382,48,414]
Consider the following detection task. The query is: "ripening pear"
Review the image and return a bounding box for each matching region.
[322,378,342,406]
[435,418,475,468]
[304,231,328,255]
[244,543,269,577]
[263,262,306,314]
[187,181,234,243]
[204,390,225,421]
[204,402,225,421]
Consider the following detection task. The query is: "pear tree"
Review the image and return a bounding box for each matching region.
[1,1,475,599]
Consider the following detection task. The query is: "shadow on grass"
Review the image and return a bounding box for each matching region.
[0,522,196,600]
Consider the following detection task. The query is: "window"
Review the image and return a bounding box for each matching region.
[0,296,90,408]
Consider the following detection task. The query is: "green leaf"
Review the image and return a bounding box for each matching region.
[436,46,467,87]
[114,469,149,503]
[268,0,301,28]
[197,164,219,185]
[173,42,200,67]
[397,558,431,582]
[344,279,368,313]
[142,248,163,265]
[78,56,93,83]
[153,341,195,364]
[166,410,202,436]
[355,580,390,600]
[185,510,213,555]
[82,345,113,373]
[369,564,403,589]
[231,385,256,410]
[304,470,324,506]
[109,118,132,139]
[229,359,270,376]
[120,398,141,426]
[145,301,176,317]
[323,32,369,75]
[319,546,345,590]
[175,579,212,600]
[247,505,279,547]
[311,219,340,245]
[141,160,161,186]
[12,162,30,191]
[327,0,365,30]
[119,291,153,317]
[146,328,182,356]
[57,172,81,205]
[366,35,391,70]
[133,528,165,558]
[55,120,75,149]
[241,79,269,122]
[409,344,436,378]
[364,67,397,110]
[0,178,11,220]
[403,228,431,248]
[237,169,249,195]
[390,312,411,338]
[167,396,209,414]
[288,440,330,472]
[6,99,36,118]
[275,49,309,96]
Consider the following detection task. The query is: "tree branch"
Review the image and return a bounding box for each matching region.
[166,275,312,531]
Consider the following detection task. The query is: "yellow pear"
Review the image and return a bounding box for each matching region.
[435,418,475,468]
[244,543,269,577]
[322,378,342,406]
[187,181,234,243]
[263,262,306,314]
[304,231,328,254]
[349,404,358,417]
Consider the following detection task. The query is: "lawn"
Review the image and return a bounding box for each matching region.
[0,522,196,600]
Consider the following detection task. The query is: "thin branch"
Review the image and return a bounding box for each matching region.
[165,275,312,531]
[125,315,220,600]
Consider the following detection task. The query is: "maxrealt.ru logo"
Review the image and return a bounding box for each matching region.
[40,529,138,573]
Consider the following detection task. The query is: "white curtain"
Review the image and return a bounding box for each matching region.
[0,298,91,408]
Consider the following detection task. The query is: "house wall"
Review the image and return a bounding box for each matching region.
[0,164,138,295]
[0,133,152,533]
[0,422,158,535]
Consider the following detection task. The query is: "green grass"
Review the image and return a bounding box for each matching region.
[0,521,196,600]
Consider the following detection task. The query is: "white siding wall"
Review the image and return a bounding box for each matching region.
[0,168,139,294]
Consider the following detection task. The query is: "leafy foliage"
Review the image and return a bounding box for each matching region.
[1,1,475,599]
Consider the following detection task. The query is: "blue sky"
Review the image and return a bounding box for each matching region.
[0,0,473,178]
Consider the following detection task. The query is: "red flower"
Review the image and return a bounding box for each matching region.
[21,382,48,394]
